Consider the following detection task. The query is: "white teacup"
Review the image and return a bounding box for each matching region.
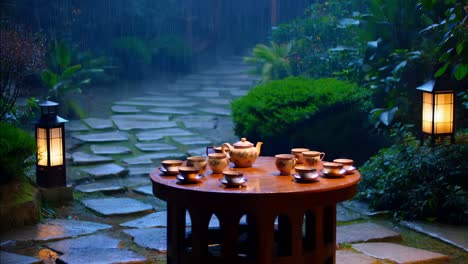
[222,170,244,184]
[322,162,344,175]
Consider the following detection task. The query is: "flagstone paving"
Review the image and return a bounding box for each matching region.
[2,56,463,263]
[0,251,41,264]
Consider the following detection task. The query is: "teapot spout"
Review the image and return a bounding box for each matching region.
[255,141,263,156]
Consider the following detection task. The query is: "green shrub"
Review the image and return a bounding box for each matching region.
[358,125,468,224]
[231,77,381,164]
[0,123,36,184]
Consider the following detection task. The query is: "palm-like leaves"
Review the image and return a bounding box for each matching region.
[244,42,292,83]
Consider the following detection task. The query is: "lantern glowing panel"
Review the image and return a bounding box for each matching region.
[37,127,64,166]
[422,92,454,134]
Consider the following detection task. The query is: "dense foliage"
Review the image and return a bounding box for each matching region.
[231,77,381,163]
[0,21,45,122]
[0,123,36,184]
[358,125,468,224]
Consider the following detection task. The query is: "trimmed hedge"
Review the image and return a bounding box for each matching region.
[231,77,382,164]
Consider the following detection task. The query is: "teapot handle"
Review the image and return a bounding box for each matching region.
[221,143,231,161]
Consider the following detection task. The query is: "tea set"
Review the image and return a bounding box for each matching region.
[158,137,356,186]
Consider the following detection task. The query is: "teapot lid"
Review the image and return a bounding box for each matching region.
[233,138,254,148]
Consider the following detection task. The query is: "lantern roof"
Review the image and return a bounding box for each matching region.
[416,79,453,93]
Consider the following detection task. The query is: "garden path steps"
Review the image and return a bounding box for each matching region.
[0,56,460,263]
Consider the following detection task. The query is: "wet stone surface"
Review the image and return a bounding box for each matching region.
[336,250,381,264]
[81,198,153,216]
[0,219,112,242]
[58,248,147,264]
[113,119,177,131]
[120,211,172,228]
[352,242,450,263]
[80,163,127,178]
[75,181,126,193]
[111,105,141,113]
[127,166,155,177]
[134,142,178,152]
[66,120,89,132]
[136,128,194,141]
[337,222,401,244]
[198,107,231,116]
[72,131,129,143]
[111,114,170,121]
[82,117,114,130]
[71,151,114,165]
[172,136,212,146]
[148,107,194,115]
[47,233,120,252]
[122,152,185,165]
[0,251,41,264]
[90,145,132,155]
[133,185,153,196]
[123,228,167,252]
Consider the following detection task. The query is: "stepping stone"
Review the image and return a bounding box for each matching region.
[128,166,154,177]
[148,107,194,115]
[111,105,141,113]
[186,91,220,97]
[72,131,129,143]
[206,98,232,105]
[401,221,468,251]
[135,142,178,152]
[136,128,194,141]
[81,164,127,178]
[71,151,114,165]
[111,114,170,121]
[117,176,152,188]
[352,242,450,264]
[59,248,146,264]
[47,233,120,252]
[120,211,175,228]
[336,250,381,264]
[133,185,153,196]
[173,115,218,129]
[90,145,132,155]
[230,89,249,97]
[75,181,126,193]
[123,228,167,252]
[82,117,114,130]
[131,96,189,102]
[0,219,111,242]
[122,152,185,165]
[113,119,177,131]
[341,200,380,216]
[81,198,153,216]
[337,203,362,222]
[66,120,89,132]
[114,100,158,107]
[198,107,231,116]
[172,136,212,146]
[0,251,41,264]
[337,222,401,244]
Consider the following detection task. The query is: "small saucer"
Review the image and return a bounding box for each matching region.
[293,173,319,183]
[159,167,178,176]
[220,178,247,188]
[320,169,347,177]
[344,166,356,174]
[176,174,203,183]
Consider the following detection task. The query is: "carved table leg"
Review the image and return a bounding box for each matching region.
[167,203,186,264]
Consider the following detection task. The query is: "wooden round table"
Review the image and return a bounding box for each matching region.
[150,156,361,264]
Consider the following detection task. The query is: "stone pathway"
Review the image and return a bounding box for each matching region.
[1,57,466,263]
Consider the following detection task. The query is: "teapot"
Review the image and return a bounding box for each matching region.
[222,138,263,168]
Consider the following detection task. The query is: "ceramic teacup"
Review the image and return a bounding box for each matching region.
[302,151,325,167]
[322,162,344,175]
[275,154,297,175]
[161,159,184,175]
[206,146,223,155]
[187,156,208,175]
[291,148,310,164]
[208,153,229,174]
[294,165,318,180]
[178,166,200,180]
[333,158,354,171]
[222,170,244,184]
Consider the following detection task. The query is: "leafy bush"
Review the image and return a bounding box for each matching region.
[231,77,381,164]
[0,123,36,184]
[358,125,468,224]
[244,42,292,83]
